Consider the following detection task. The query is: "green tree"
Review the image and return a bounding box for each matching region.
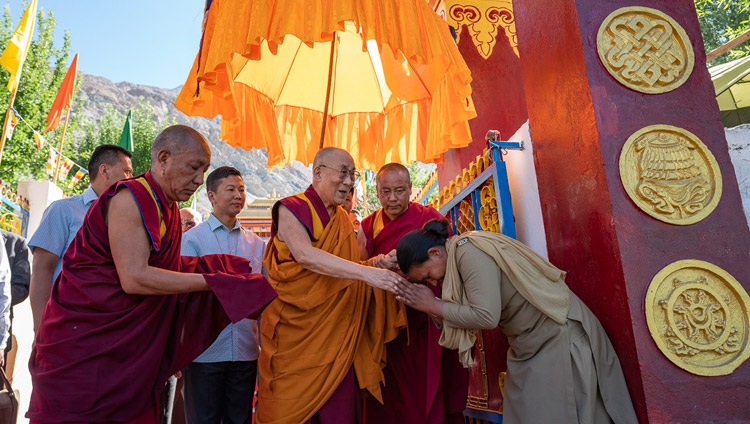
[0,6,76,187]
[695,0,750,64]
[69,99,176,195]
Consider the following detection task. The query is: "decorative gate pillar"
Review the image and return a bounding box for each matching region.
[513,0,750,421]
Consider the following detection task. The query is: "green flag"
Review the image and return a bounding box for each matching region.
[118,110,133,152]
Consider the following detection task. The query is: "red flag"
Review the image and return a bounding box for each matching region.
[45,53,79,132]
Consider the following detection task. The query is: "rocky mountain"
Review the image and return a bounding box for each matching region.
[76,74,312,212]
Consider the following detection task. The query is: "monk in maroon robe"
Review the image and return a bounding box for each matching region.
[27,125,276,423]
[358,163,469,424]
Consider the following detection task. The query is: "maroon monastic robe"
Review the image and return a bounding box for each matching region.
[28,172,276,423]
[362,203,469,424]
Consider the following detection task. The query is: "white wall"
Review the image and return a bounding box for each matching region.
[17,180,62,239]
[503,121,549,259]
[726,124,750,228]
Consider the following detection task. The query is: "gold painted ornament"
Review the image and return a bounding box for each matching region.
[597,6,694,94]
[443,0,518,59]
[619,125,722,225]
[645,260,750,376]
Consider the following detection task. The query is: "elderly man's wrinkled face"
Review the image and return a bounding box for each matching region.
[377,170,411,220]
[162,144,211,203]
[314,151,358,207]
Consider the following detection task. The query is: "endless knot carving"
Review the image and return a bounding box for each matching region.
[645,260,750,376]
[597,7,694,94]
[619,125,722,225]
[445,0,518,59]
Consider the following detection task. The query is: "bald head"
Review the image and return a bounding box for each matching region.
[313,147,353,169]
[376,163,410,185]
[150,125,211,203]
[150,125,210,165]
[376,162,412,219]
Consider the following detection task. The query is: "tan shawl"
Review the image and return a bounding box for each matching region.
[440,231,571,367]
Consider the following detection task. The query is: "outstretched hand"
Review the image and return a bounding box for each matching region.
[362,266,410,294]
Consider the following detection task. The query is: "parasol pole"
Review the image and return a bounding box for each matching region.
[319,31,338,149]
[53,106,72,184]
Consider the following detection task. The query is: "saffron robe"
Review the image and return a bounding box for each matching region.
[361,203,468,423]
[27,172,276,423]
[257,186,405,424]
[441,233,638,424]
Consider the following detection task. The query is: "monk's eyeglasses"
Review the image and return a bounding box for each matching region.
[318,164,361,181]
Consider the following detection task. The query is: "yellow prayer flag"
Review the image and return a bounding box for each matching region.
[0,0,38,92]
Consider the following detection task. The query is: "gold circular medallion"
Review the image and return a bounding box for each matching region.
[645,260,750,376]
[619,125,722,225]
[597,6,695,94]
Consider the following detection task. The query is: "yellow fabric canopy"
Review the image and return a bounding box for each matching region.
[175,0,476,170]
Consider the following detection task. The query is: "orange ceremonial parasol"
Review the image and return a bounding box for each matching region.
[175,0,476,170]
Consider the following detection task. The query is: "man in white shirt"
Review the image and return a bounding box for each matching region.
[181,166,265,424]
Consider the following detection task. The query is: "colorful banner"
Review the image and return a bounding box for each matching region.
[45,53,79,132]
[118,110,133,152]
[46,147,59,178]
[0,0,38,92]
[68,168,87,188]
[4,108,20,141]
[59,156,75,180]
[33,130,45,149]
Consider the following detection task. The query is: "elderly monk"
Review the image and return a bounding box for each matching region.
[27,125,276,423]
[358,163,468,424]
[257,148,408,424]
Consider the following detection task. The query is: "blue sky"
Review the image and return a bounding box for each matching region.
[4,0,206,88]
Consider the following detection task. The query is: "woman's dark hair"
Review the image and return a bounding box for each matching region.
[397,219,450,273]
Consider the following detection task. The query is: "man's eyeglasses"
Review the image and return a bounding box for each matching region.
[318,164,361,181]
[181,219,196,229]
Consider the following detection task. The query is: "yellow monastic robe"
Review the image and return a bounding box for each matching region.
[256,187,405,424]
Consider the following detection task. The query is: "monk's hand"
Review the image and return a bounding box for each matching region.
[372,250,400,272]
[365,268,409,294]
[384,249,400,272]
[397,283,442,316]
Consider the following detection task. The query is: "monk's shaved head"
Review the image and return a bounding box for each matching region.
[150,125,210,165]
[376,162,412,219]
[313,147,352,169]
[376,163,411,186]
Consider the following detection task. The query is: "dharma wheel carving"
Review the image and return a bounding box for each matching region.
[596,6,694,94]
[645,260,750,376]
[619,125,722,225]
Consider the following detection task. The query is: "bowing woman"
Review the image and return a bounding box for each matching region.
[394,219,638,424]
